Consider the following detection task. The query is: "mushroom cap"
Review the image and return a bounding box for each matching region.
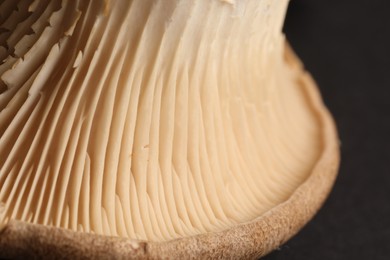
[0,0,339,258]
[0,44,339,259]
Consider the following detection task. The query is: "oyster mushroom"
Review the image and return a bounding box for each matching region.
[0,0,339,258]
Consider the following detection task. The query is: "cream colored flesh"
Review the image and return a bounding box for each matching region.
[0,0,320,242]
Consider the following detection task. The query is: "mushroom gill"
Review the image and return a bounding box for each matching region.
[0,0,322,243]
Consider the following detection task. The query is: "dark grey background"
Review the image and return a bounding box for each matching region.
[264,0,390,259]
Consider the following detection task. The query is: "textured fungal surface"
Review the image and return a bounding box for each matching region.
[0,0,321,241]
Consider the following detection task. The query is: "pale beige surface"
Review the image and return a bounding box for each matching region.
[1,0,327,246]
[0,45,340,259]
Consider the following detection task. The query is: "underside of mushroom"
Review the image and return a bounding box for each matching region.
[0,0,321,242]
